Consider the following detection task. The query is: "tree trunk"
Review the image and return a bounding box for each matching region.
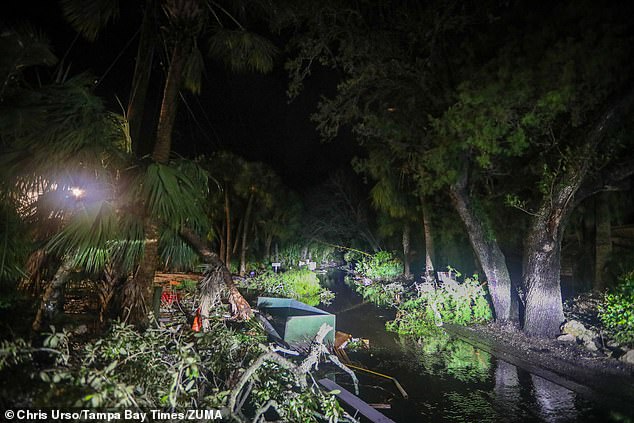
[421,197,435,282]
[217,222,226,264]
[522,178,580,337]
[179,226,252,323]
[523,88,634,337]
[594,193,611,291]
[402,222,411,278]
[240,193,255,276]
[522,217,566,337]
[122,219,158,325]
[126,34,192,326]
[224,188,232,266]
[232,217,242,256]
[32,257,74,332]
[450,168,512,322]
[127,0,157,155]
[152,35,191,163]
[265,233,273,262]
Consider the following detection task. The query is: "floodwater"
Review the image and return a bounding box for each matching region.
[317,270,628,423]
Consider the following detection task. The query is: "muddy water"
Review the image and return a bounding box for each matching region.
[318,270,622,423]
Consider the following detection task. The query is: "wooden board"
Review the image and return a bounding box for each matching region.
[318,378,396,423]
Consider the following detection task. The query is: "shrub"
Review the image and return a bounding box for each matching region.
[599,272,634,345]
[355,251,403,281]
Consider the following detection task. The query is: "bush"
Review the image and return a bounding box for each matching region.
[355,251,403,281]
[599,272,634,345]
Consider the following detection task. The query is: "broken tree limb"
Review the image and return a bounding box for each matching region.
[179,226,252,323]
[227,324,359,420]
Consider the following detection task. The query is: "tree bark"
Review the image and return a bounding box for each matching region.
[402,222,411,278]
[239,193,255,276]
[152,35,191,163]
[127,0,157,155]
[126,33,192,326]
[224,188,232,266]
[265,233,273,262]
[594,193,612,291]
[32,257,74,332]
[421,197,435,282]
[523,88,634,337]
[179,226,252,322]
[122,219,158,325]
[522,211,567,337]
[450,167,512,322]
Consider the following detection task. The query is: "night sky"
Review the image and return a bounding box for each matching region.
[5,1,360,191]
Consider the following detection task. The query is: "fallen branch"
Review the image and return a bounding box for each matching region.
[227,324,360,420]
[179,227,252,324]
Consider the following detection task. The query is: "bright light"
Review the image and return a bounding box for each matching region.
[71,187,85,198]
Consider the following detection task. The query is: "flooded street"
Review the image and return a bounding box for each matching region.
[318,270,619,422]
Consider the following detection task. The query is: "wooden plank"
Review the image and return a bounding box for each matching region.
[318,378,396,423]
[154,272,201,284]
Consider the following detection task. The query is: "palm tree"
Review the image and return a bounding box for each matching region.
[60,0,277,324]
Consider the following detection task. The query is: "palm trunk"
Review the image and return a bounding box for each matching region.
[127,0,157,154]
[152,36,191,163]
[239,193,255,276]
[450,167,512,322]
[123,219,158,325]
[32,257,74,332]
[127,34,192,326]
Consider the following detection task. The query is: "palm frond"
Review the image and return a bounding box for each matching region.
[46,200,118,273]
[208,29,277,73]
[0,203,30,282]
[133,162,208,229]
[60,0,120,41]
[0,23,58,87]
[0,75,130,184]
[109,215,145,274]
[160,227,200,271]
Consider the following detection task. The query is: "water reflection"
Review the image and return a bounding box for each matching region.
[398,330,492,383]
[531,374,577,422]
[319,269,615,422]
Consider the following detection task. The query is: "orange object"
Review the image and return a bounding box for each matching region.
[191,308,202,332]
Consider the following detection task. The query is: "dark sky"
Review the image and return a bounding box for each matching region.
[5,1,360,191]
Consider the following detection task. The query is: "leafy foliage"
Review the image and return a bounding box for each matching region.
[599,272,634,345]
[354,251,403,281]
[353,279,405,308]
[242,268,334,307]
[387,271,492,336]
[0,319,346,421]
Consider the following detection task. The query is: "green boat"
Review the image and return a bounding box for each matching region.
[256,297,336,348]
